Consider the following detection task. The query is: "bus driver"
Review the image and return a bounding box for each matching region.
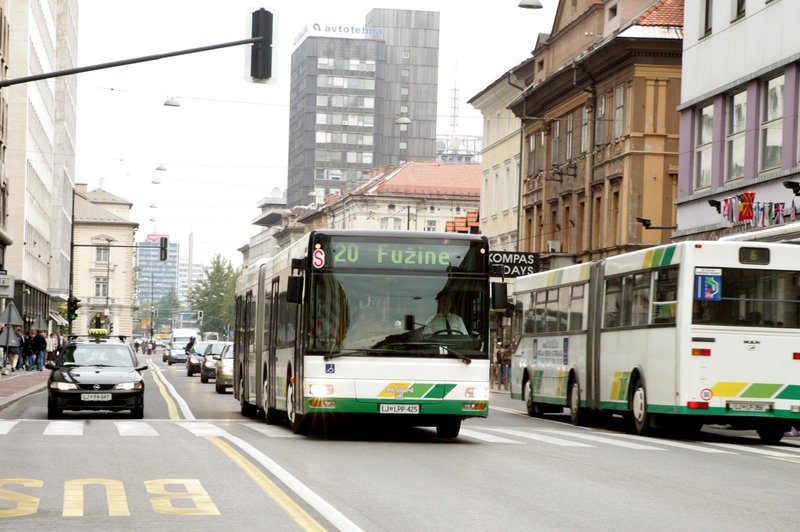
[424,293,468,335]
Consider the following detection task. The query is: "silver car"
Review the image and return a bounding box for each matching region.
[167,347,187,366]
[214,344,234,393]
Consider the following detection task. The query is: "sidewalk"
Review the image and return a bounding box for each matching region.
[0,368,49,410]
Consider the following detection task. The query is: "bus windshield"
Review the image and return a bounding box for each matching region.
[308,271,488,357]
[692,267,800,328]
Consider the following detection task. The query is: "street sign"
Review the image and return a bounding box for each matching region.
[0,301,23,326]
[0,274,14,299]
[488,251,540,277]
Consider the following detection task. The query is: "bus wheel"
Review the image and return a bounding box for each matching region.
[631,379,651,436]
[240,379,255,417]
[568,380,582,426]
[525,379,544,417]
[264,381,281,425]
[286,381,307,434]
[757,425,785,445]
[436,418,461,439]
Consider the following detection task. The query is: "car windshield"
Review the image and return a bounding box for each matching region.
[223,346,234,359]
[207,342,230,355]
[58,345,135,367]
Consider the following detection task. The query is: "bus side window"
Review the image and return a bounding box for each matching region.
[604,278,622,328]
[652,267,678,324]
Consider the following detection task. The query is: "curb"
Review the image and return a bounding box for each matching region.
[0,382,46,411]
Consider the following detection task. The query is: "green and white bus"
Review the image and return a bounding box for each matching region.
[510,241,800,443]
[234,230,499,438]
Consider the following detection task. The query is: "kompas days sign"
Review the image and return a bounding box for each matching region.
[489,251,540,277]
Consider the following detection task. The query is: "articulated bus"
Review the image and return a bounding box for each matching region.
[234,230,499,437]
[510,241,800,443]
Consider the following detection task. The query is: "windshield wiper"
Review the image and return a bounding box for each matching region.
[402,342,472,365]
[323,348,398,361]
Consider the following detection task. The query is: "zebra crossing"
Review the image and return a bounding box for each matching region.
[2,418,799,458]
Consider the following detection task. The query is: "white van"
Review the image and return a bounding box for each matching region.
[171,328,199,350]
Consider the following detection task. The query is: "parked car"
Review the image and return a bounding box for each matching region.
[185,341,212,376]
[46,339,147,418]
[167,347,187,366]
[200,341,232,383]
[214,344,234,393]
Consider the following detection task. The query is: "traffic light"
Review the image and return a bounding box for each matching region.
[159,237,168,261]
[67,296,81,321]
[109,323,114,333]
[250,8,273,80]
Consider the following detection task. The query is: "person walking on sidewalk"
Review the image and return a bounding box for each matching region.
[46,332,57,364]
[33,330,47,371]
[9,327,22,372]
[21,330,33,371]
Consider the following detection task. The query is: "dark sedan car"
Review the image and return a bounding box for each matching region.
[46,341,147,419]
[186,341,212,376]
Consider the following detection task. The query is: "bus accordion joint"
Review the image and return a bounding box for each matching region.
[691,348,711,356]
[687,401,709,409]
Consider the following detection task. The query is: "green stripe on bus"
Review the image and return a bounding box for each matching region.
[597,402,800,419]
[776,385,800,400]
[740,383,783,398]
[424,383,457,398]
[660,245,676,265]
[303,397,488,416]
[651,248,664,268]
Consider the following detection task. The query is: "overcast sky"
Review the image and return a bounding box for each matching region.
[75,0,557,267]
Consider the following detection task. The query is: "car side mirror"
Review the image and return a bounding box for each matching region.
[45,362,57,371]
[136,365,148,371]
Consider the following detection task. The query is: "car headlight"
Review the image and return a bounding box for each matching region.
[115,382,143,391]
[204,360,216,368]
[50,382,78,391]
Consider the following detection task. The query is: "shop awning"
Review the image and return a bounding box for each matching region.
[49,311,68,326]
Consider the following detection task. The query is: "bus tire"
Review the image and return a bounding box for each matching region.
[287,380,307,434]
[240,378,256,417]
[264,381,282,425]
[757,425,785,445]
[525,377,545,417]
[630,378,651,436]
[436,418,461,439]
[568,379,582,426]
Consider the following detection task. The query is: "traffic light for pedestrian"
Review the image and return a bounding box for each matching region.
[159,236,168,261]
[67,296,81,321]
[250,8,273,80]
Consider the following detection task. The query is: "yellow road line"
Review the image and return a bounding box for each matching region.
[148,360,180,420]
[207,436,326,532]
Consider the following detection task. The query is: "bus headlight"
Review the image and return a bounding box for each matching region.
[465,386,489,400]
[309,384,334,397]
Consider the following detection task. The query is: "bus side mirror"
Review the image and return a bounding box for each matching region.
[491,282,508,310]
[287,276,304,304]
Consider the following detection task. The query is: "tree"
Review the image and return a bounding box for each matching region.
[188,254,238,335]
[156,288,182,332]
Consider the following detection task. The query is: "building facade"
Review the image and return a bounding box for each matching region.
[675,0,800,241]
[509,0,683,267]
[136,235,179,308]
[71,185,137,336]
[286,8,439,208]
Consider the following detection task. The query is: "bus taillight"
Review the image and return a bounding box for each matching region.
[692,348,711,356]
[687,401,709,409]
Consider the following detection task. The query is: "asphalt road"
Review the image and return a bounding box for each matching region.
[1,350,798,531]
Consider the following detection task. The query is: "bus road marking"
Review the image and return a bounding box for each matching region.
[543,429,667,450]
[459,429,523,444]
[703,442,800,458]
[114,422,158,437]
[485,428,593,447]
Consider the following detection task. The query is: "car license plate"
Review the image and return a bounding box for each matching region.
[81,393,112,401]
[727,401,772,412]
[379,404,419,414]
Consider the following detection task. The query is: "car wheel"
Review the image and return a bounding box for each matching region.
[47,398,61,419]
[200,373,208,383]
[131,406,144,419]
[168,360,172,366]
[186,368,193,376]
[216,381,225,394]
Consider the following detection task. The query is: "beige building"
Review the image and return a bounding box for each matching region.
[71,185,138,336]
[507,0,683,266]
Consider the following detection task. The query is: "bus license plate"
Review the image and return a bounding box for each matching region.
[727,401,772,412]
[380,404,419,414]
[81,393,112,401]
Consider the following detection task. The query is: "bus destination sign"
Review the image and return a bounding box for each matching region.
[489,251,540,277]
[314,239,481,271]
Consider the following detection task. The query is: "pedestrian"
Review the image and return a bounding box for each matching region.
[55,331,63,357]
[32,330,47,371]
[21,330,33,371]
[493,342,504,388]
[501,342,513,390]
[46,332,58,363]
[10,327,22,371]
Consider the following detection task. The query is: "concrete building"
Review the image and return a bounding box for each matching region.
[675,0,800,242]
[286,8,439,208]
[509,0,683,267]
[3,0,78,330]
[300,162,481,235]
[177,260,204,304]
[71,185,137,336]
[136,235,179,309]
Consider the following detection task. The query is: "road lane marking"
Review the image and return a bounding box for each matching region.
[43,421,83,436]
[148,360,195,420]
[459,428,523,444]
[244,423,303,438]
[221,432,365,532]
[206,436,326,531]
[543,429,667,450]
[603,433,735,453]
[485,428,593,447]
[703,442,799,458]
[490,405,531,417]
[114,421,159,437]
[178,422,228,437]
[0,420,19,434]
